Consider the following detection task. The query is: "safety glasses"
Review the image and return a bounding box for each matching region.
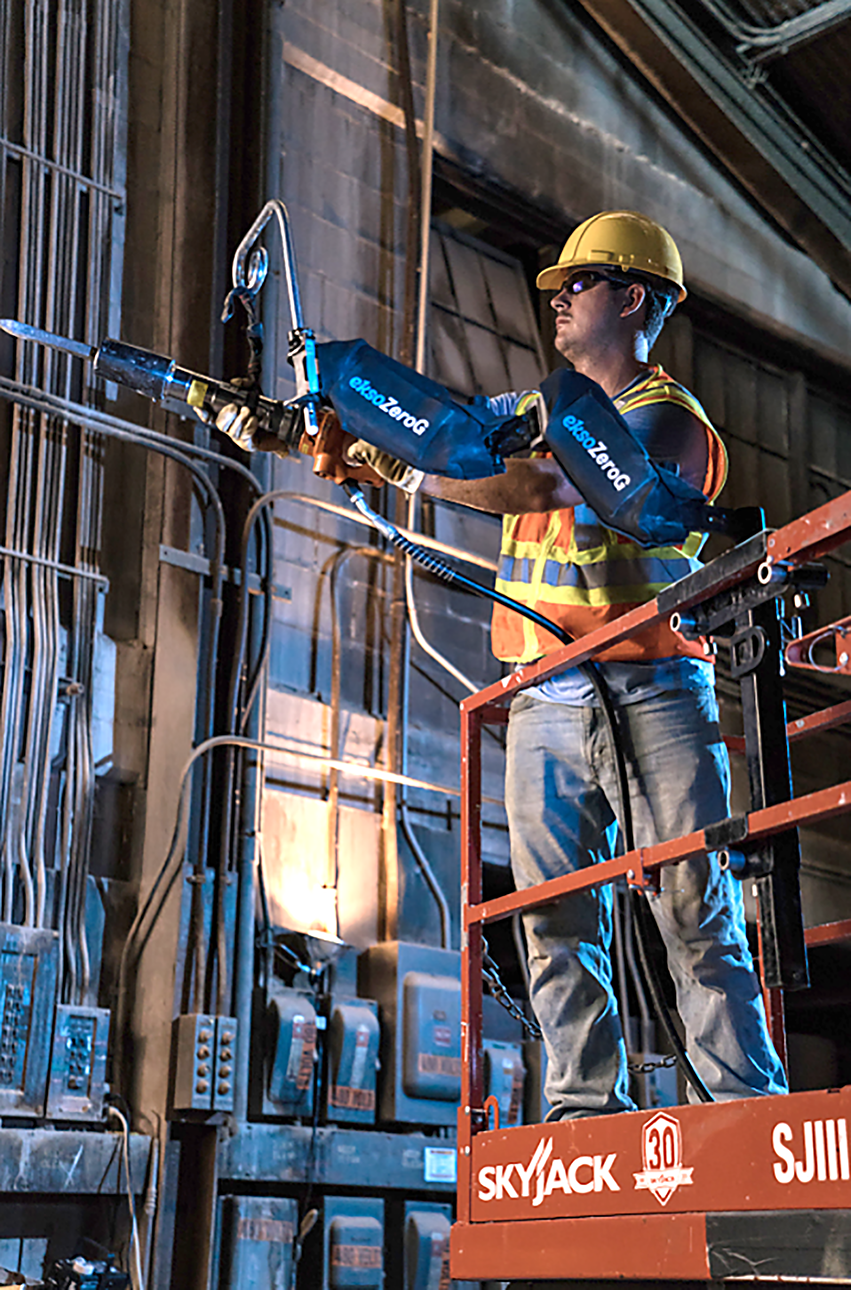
[556,269,632,295]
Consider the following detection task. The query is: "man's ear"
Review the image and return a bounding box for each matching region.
[620,281,646,319]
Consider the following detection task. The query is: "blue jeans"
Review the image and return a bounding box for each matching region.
[505,687,788,1117]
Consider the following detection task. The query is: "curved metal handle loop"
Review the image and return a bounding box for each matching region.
[483,1094,500,1131]
[245,247,269,295]
[231,199,305,331]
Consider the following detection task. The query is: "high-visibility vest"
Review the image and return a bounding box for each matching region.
[491,366,728,664]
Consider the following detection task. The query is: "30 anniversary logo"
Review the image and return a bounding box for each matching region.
[633,1112,694,1206]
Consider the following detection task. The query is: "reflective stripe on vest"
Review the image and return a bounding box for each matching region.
[491,366,728,664]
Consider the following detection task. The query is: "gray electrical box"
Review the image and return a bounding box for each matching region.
[218,1195,296,1290]
[483,1039,525,1128]
[401,972,461,1102]
[46,1004,110,1120]
[262,984,317,1118]
[0,923,59,1117]
[325,996,380,1125]
[358,942,460,1127]
[172,1013,237,1113]
[403,1202,451,1290]
[318,1196,384,1290]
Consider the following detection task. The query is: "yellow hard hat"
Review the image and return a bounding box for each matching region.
[537,210,687,301]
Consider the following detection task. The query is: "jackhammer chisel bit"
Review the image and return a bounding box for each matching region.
[0,317,305,448]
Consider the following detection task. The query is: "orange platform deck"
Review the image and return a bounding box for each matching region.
[452,1087,851,1281]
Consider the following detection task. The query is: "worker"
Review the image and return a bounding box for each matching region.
[217,210,787,1118]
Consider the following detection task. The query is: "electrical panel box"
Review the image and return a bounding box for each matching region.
[46,1004,110,1120]
[317,1197,384,1290]
[325,996,380,1125]
[403,1202,450,1290]
[483,1039,525,1128]
[171,1013,237,1113]
[401,972,461,1102]
[262,985,317,1118]
[218,1195,296,1290]
[358,942,460,1127]
[0,923,59,1117]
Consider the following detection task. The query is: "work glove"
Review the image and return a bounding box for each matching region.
[215,379,290,458]
[216,402,257,448]
[344,439,424,494]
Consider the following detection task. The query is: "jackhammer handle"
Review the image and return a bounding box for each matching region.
[299,408,386,487]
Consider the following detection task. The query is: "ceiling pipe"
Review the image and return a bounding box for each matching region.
[699,0,851,62]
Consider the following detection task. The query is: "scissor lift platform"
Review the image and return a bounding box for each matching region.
[452,1086,851,1282]
[452,492,851,1284]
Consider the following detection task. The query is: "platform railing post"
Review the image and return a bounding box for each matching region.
[458,701,483,1224]
[755,918,789,1073]
[738,598,809,997]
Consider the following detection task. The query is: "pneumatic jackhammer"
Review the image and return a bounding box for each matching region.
[0,315,757,550]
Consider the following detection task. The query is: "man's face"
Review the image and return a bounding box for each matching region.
[549,268,634,360]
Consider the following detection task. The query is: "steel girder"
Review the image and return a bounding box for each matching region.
[573,0,851,300]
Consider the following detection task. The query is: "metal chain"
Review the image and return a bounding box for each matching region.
[481,937,543,1041]
[628,1054,678,1074]
[481,939,679,1068]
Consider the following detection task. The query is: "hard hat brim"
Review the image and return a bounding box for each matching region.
[536,260,687,301]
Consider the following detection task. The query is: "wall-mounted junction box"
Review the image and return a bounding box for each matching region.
[217,1195,296,1290]
[483,1039,525,1128]
[403,1201,451,1290]
[313,1196,384,1290]
[46,1004,110,1120]
[257,985,317,1118]
[324,996,380,1126]
[358,942,460,1127]
[0,923,59,1117]
[171,1013,237,1113]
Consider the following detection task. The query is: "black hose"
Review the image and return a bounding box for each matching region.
[342,480,715,1103]
[342,484,575,650]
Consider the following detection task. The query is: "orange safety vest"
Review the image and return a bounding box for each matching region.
[491,366,728,664]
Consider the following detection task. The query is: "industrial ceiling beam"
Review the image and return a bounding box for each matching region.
[573,0,851,301]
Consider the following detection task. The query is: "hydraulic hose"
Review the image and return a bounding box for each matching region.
[342,480,715,1105]
[342,483,573,650]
